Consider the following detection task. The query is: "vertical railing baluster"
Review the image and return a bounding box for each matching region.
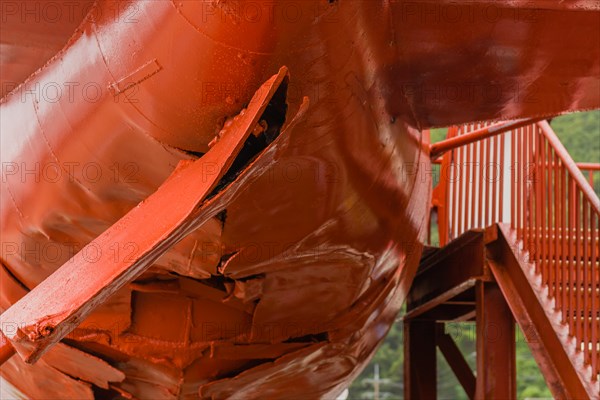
[478,138,484,228]
[576,189,582,345]
[470,141,476,229]
[521,126,526,239]
[569,177,576,335]
[541,134,547,283]
[512,129,517,230]
[492,133,499,229]
[499,132,506,224]
[592,212,598,379]
[529,126,536,262]
[584,200,590,364]
[516,128,522,236]
[544,139,556,292]
[486,135,492,227]
[457,128,464,237]
[562,163,568,324]
[452,142,458,241]
[555,150,561,310]
[530,126,536,263]
[536,129,543,272]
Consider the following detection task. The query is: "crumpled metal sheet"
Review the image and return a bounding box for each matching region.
[1,0,598,398]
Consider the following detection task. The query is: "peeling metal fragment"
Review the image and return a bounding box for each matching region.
[209,342,309,360]
[42,343,125,389]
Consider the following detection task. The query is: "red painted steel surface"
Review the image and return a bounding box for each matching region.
[486,225,595,398]
[435,121,600,396]
[429,117,541,159]
[0,68,303,364]
[0,0,95,97]
[0,332,13,366]
[0,0,599,398]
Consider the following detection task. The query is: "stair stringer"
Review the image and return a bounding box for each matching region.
[485,224,597,399]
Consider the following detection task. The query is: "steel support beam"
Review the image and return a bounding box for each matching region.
[437,326,476,400]
[475,281,516,399]
[404,320,437,399]
[407,231,485,318]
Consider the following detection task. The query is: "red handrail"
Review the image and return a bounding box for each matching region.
[429,118,542,159]
[577,162,600,188]
[538,121,600,215]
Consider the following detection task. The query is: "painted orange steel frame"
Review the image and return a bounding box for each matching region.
[432,120,600,397]
[406,230,519,399]
[1,0,599,397]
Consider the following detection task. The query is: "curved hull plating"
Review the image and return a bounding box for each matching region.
[1,1,428,398]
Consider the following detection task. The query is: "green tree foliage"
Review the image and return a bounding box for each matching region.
[348,111,599,399]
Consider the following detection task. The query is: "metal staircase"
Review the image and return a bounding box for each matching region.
[406,120,600,399]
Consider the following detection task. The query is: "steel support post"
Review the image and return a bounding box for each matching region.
[404,319,437,399]
[475,281,516,399]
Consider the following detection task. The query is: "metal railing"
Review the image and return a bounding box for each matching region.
[578,162,600,189]
[433,120,600,382]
